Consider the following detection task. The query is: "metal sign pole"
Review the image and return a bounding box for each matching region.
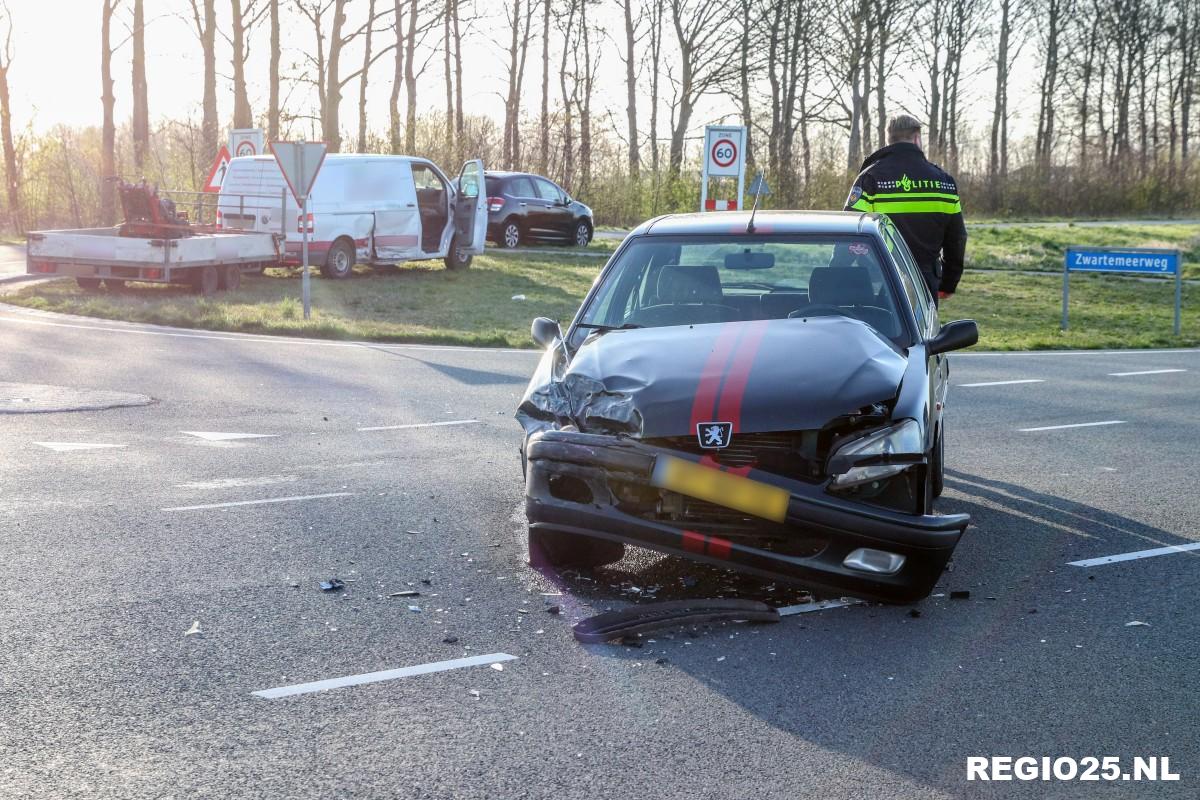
[299,145,311,321]
[1175,249,1182,336]
[1061,260,1070,331]
[736,128,746,211]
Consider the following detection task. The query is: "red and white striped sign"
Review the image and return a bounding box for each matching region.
[704,198,739,211]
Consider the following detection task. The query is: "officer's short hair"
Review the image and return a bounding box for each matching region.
[887,114,922,144]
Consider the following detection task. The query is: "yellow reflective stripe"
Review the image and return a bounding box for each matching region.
[871,199,962,214]
[863,192,960,201]
[849,198,873,212]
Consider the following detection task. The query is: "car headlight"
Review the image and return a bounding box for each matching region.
[828,419,923,489]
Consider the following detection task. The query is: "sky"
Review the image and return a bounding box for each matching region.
[6,0,1040,165]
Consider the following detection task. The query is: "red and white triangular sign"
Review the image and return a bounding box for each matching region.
[203,145,232,193]
[270,141,327,203]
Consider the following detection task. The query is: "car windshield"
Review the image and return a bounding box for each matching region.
[575,234,909,345]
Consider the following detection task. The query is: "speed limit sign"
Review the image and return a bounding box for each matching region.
[711,139,738,169]
[703,126,745,177]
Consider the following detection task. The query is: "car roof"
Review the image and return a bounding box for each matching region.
[628,210,883,237]
[229,154,427,164]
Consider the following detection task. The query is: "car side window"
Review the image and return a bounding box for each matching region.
[884,227,928,333]
[535,179,563,203]
[411,164,445,192]
[508,176,536,197]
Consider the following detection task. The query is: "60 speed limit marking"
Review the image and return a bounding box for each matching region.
[711,138,738,168]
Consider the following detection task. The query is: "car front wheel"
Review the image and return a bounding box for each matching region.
[573,220,592,247]
[501,219,522,249]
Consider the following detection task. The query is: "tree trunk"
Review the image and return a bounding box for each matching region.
[268,0,280,138]
[738,0,754,171]
[577,0,592,190]
[131,0,149,173]
[502,0,521,169]
[988,0,1010,181]
[200,0,217,149]
[101,0,120,225]
[648,0,662,176]
[0,12,19,232]
[622,0,639,179]
[357,0,376,151]
[558,2,577,188]
[452,0,463,157]
[539,0,550,174]
[443,0,454,160]
[231,0,253,128]
[403,0,418,153]
[390,0,404,151]
[323,0,348,151]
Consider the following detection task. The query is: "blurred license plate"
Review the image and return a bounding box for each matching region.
[650,455,789,523]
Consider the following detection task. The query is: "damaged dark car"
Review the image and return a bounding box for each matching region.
[516,211,979,602]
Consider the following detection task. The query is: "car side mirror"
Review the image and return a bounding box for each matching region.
[927,319,979,356]
[531,316,563,349]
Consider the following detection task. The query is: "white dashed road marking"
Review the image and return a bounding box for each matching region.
[959,379,1046,387]
[162,492,355,512]
[1107,368,1188,377]
[34,442,127,452]
[1019,420,1126,432]
[181,431,279,441]
[357,419,477,432]
[251,653,519,699]
[1068,542,1200,567]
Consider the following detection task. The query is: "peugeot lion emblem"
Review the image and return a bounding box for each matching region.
[697,422,733,449]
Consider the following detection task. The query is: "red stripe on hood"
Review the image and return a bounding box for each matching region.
[716,320,771,432]
[688,324,742,432]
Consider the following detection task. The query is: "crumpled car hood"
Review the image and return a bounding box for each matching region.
[518,317,908,439]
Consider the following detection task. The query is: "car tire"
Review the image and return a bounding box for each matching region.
[529,527,624,570]
[190,265,220,297]
[321,238,355,279]
[219,264,242,292]
[500,219,522,249]
[76,277,102,291]
[931,428,945,499]
[573,219,593,247]
[444,238,473,270]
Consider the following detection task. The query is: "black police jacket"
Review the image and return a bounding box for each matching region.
[844,142,967,293]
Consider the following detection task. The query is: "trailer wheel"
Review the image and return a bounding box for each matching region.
[76,277,102,291]
[190,265,220,297]
[219,264,242,292]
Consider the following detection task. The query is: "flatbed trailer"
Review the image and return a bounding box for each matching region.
[26,226,282,295]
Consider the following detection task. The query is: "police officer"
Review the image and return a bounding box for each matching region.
[845,114,967,303]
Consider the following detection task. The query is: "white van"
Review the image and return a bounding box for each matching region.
[216,155,487,276]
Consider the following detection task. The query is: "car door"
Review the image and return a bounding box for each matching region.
[505,175,540,234]
[454,160,487,255]
[372,160,422,262]
[533,178,572,238]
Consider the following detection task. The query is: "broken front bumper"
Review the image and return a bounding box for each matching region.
[524,430,969,603]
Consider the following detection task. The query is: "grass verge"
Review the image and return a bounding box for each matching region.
[4,235,1196,350]
[968,224,1200,278]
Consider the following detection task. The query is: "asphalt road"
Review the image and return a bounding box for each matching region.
[1,302,1197,799]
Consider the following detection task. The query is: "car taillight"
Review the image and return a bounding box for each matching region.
[145,268,162,279]
[297,212,314,233]
[487,196,504,213]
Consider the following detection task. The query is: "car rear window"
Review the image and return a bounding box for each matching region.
[577,234,910,345]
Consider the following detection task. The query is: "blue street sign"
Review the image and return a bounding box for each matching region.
[1062,247,1183,335]
[1066,248,1179,275]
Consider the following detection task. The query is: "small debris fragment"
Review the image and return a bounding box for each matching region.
[949,590,970,600]
[442,635,459,644]
[407,605,422,613]
[405,530,422,535]
[469,689,480,697]
[490,663,504,671]
[1028,608,1038,614]
[907,609,922,618]
[545,605,561,615]
[288,582,300,588]
[511,294,526,301]
[184,620,202,637]
[420,579,432,585]
[320,578,345,592]
[1124,620,1151,627]
[620,635,643,648]
[716,656,726,662]
[655,657,669,665]
[389,590,420,597]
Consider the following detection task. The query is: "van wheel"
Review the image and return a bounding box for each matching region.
[76,277,102,291]
[219,264,242,292]
[190,265,220,297]
[321,239,355,279]
[500,219,522,249]
[444,239,473,270]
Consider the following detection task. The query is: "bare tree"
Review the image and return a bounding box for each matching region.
[101,0,123,225]
[390,0,405,150]
[989,0,1029,180]
[0,1,18,231]
[646,0,664,175]
[620,0,643,179]
[1034,0,1070,171]
[131,0,149,173]
[557,1,578,187]
[501,0,537,169]
[665,0,739,178]
[539,0,551,173]
[230,0,267,129]
[268,0,280,138]
[187,0,218,149]
[358,0,378,151]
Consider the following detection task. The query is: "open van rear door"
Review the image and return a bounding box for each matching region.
[454,160,487,255]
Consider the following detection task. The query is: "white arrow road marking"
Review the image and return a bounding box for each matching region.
[357,419,477,432]
[34,442,127,452]
[181,431,279,441]
[1068,542,1200,567]
[251,653,519,699]
[1107,368,1188,377]
[162,492,355,512]
[958,379,1046,387]
[1019,420,1126,432]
